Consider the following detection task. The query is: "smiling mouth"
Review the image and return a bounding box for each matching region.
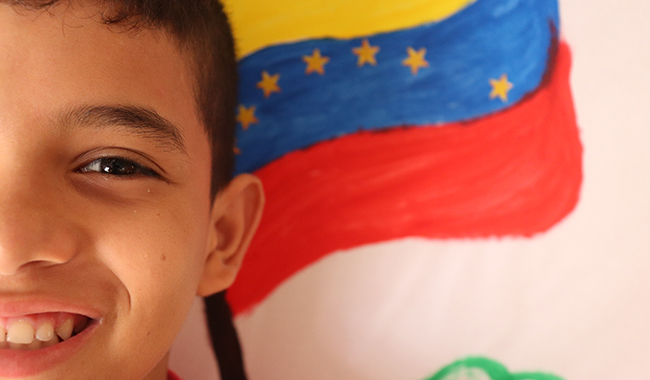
[0,313,93,350]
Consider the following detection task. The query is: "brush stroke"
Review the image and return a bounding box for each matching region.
[425,357,565,380]
[227,42,581,316]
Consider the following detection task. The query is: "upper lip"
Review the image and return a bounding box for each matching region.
[0,295,101,320]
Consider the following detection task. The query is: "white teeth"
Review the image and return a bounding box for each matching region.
[0,315,89,350]
[55,318,74,341]
[7,320,34,344]
[36,321,55,342]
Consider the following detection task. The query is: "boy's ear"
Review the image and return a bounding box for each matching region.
[197,174,264,297]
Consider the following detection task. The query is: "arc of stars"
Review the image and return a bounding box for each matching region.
[489,74,514,102]
[352,39,380,67]
[402,47,429,75]
[303,49,330,75]
[237,105,258,130]
[244,45,519,136]
[257,71,281,98]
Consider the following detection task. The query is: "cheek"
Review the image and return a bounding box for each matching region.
[93,197,212,315]
[92,201,212,368]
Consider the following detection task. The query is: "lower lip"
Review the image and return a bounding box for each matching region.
[0,321,98,378]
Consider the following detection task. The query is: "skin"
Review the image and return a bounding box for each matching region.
[0,3,264,380]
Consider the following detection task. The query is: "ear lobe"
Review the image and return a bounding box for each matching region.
[197,174,265,297]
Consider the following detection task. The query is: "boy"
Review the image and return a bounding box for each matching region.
[0,1,263,379]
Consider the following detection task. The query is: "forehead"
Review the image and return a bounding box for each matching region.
[0,3,203,149]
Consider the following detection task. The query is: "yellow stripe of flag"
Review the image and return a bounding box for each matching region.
[223,0,477,58]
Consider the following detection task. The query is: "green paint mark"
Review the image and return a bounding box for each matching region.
[423,357,565,380]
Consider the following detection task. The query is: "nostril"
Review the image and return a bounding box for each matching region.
[0,259,68,277]
[0,243,78,277]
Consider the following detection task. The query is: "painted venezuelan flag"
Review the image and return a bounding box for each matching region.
[226,0,582,316]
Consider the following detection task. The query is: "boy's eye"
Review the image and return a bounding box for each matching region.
[79,157,160,178]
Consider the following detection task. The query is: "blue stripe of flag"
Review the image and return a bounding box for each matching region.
[236,0,559,173]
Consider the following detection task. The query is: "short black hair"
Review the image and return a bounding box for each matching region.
[3,0,238,197]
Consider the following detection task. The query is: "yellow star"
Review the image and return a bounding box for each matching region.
[256,71,281,98]
[402,47,429,75]
[237,105,258,130]
[303,49,330,75]
[489,74,514,102]
[352,39,380,67]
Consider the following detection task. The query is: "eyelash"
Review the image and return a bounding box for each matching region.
[78,156,162,179]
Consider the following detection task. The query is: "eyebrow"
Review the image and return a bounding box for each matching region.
[60,105,187,154]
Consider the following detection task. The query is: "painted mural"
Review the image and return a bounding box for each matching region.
[220,0,583,379]
[169,0,650,378]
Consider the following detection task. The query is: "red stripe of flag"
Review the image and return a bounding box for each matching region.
[228,42,582,316]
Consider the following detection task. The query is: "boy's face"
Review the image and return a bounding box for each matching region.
[0,3,261,380]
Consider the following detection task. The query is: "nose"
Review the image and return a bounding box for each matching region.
[0,173,80,276]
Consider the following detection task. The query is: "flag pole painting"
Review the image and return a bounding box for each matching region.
[222,0,582,378]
